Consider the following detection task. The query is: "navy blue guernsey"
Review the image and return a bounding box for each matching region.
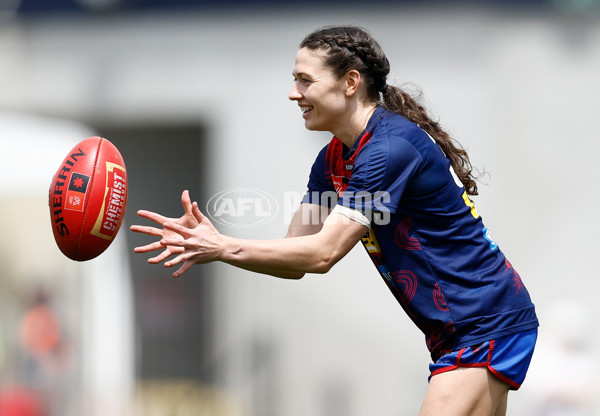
[303,107,538,361]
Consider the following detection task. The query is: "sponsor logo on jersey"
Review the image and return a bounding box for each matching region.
[482,227,498,250]
[331,174,350,196]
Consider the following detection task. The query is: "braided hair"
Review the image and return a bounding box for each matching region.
[300,25,480,196]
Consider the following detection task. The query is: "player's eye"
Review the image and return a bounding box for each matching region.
[293,75,312,85]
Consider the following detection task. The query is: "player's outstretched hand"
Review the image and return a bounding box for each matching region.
[130,190,200,265]
[159,201,225,278]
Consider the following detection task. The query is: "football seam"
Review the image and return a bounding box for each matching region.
[75,137,103,261]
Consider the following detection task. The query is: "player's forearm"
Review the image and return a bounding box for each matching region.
[224,262,306,280]
[219,234,336,278]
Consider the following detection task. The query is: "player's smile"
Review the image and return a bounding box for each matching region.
[300,105,313,118]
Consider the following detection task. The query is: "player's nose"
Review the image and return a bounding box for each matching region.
[289,84,302,101]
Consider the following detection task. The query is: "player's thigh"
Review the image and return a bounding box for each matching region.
[418,367,510,416]
[493,389,508,416]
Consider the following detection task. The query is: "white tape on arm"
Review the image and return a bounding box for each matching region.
[331,204,371,229]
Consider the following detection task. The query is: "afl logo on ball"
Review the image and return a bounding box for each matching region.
[65,172,90,212]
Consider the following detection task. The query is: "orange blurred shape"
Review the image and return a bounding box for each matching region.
[19,305,60,355]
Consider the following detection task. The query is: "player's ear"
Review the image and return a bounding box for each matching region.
[344,70,361,97]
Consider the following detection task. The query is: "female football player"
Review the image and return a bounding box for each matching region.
[131,25,538,416]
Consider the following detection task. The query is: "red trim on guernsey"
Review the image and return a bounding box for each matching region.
[487,340,495,363]
[488,366,521,390]
[456,347,466,363]
[324,132,373,196]
[430,365,458,377]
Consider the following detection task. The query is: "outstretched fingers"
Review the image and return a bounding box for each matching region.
[181,190,193,214]
[171,261,196,278]
[161,221,194,243]
[192,201,214,227]
[130,224,163,238]
[150,247,184,264]
[133,240,165,253]
[135,210,169,227]
[164,250,191,268]
[164,252,198,278]
[130,191,210,278]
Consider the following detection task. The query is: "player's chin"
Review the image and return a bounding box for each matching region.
[303,120,324,132]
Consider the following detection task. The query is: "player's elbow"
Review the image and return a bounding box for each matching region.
[313,264,332,274]
[287,271,306,279]
[311,253,338,274]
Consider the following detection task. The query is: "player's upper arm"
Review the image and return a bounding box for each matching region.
[285,202,369,274]
[285,203,332,238]
[309,207,370,273]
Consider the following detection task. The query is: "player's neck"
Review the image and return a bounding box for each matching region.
[333,103,377,148]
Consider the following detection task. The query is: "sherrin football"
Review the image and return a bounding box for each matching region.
[49,136,128,261]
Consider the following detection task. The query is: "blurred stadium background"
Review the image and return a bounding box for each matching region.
[1,0,599,415]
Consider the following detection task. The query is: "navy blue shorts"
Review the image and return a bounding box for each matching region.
[429,328,538,390]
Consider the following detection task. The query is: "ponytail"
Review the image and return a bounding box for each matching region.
[382,85,480,196]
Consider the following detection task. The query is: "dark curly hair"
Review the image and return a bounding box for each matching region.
[300,25,481,196]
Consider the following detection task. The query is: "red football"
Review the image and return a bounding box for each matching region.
[49,136,128,261]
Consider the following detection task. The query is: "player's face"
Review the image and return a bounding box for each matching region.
[289,47,348,134]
